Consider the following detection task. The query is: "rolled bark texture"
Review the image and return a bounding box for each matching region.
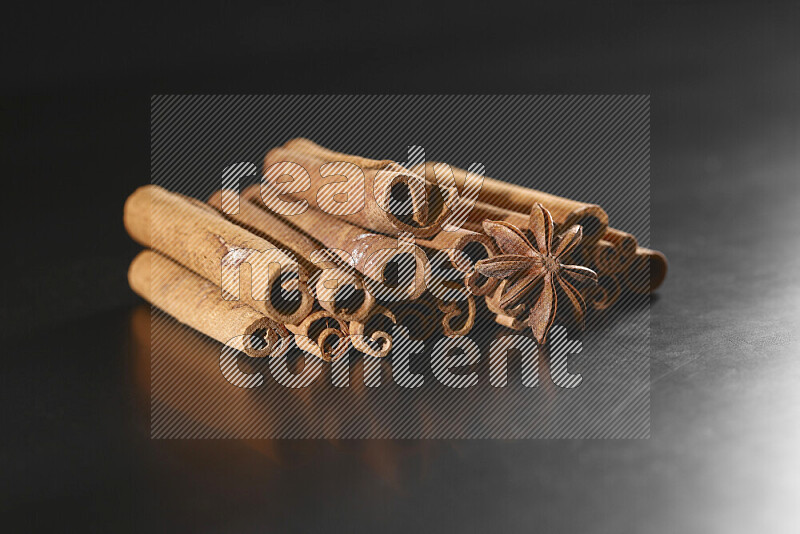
[582,239,626,275]
[349,306,396,358]
[241,184,429,301]
[417,228,499,296]
[124,185,313,325]
[588,274,622,311]
[468,173,609,247]
[128,250,288,358]
[265,142,448,238]
[603,228,638,265]
[278,139,669,295]
[622,247,668,295]
[208,189,376,322]
[282,138,607,244]
[284,310,351,362]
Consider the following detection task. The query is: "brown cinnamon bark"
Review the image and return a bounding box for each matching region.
[312,267,377,323]
[461,171,609,247]
[622,247,668,294]
[588,273,622,311]
[603,228,638,262]
[416,228,499,296]
[208,189,323,273]
[384,291,476,339]
[208,189,376,322]
[124,185,313,325]
[465,202,667,295]
[284,309,351,362]
[461,196,608,250]
[436,295,477,337]
[282,139,608,245]
[462,200,530,234]
[279,139,670,295]
[494,313,527,331]
[128,250,288,358]
[387,298,440,340]
[349,306,396,358]
[584,239,625,275]
[241,184,429,301]
[264,144,448,238]
[227,264,350,361]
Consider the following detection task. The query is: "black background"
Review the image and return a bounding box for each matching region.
[2,1,799,532]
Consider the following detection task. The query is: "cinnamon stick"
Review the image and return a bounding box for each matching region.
[416,228,499,296]
[124,185,314,325]
[128,250,288,358]
[232,264,350,361]
[241,184,429,301]
[456,168,609,247]
[622,247,668,294]
[313,267,377,323]
[349,306,396,358]
[462,200,530,234]
[583,239,626,275]
[388,298,440,340]
[283,139,608,245]
[384,291,475,339]
[207,189,322,274]
[588,273,622,311]
[279,139,670,295]
[208,189,376,322]
[603,228,638,263]
[264,144,448,238]
[284,309,351,362]
[437,295,477,337]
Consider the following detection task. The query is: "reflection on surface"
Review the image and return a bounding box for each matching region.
[129,295,651,440]
[131,304,442,483]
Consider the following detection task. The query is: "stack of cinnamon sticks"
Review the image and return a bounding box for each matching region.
[125,138,666,360]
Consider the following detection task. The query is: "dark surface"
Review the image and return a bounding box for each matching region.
[2,2,799,532]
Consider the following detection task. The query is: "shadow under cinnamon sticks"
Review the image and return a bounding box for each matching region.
[130,304,440,477]
[132,299,584,439]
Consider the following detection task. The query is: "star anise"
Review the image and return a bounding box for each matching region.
[475,203,598,344]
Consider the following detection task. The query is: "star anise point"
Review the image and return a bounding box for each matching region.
[476,204,598,344]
